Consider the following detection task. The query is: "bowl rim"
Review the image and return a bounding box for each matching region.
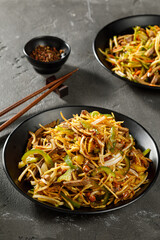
[2,105,160,214]
[93,14,160,90]
[23,35,71,65]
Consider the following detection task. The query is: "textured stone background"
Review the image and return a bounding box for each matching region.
[0,0,160,239]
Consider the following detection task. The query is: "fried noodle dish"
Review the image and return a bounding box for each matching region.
[100,25,160,86]
[18,110,151,210]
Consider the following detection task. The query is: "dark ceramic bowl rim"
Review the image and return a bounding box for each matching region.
[2,105,160,214]
[23,35,71,65]
[93,14,160,90]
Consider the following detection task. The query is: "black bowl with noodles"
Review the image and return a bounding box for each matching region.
[93,14,160,89]
[2,106,160,214]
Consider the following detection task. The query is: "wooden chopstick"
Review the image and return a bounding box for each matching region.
[0,68,78,132]
[0,68,78,117]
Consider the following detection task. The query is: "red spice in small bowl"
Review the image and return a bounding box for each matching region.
[30,45,64,62]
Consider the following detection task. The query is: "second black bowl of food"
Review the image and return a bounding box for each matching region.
[23,36,71,74]
[93,14,160,89]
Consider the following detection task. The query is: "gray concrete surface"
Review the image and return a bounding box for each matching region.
[0,0,160,240]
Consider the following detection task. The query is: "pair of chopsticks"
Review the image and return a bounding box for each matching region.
[0,68,78,132]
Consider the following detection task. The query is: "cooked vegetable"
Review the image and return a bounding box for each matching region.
[143,148,151,156]
[18,149,53,168]
[64,155,77,169]
[60,192,81,209]
[92,166,115,178]
[18,110,152,210]
[57,169,72,182]
[100,25,160,86]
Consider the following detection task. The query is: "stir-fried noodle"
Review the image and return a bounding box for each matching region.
[18,110,151,210]
[100,25,160,86]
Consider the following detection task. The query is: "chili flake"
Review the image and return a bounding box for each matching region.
[30,45,64,62]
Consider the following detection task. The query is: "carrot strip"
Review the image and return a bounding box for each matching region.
[148,67,152,73]
[144,59,154,63]
[112,47,123,53]
[134,70,141,76]
[132,58,139,62]
[107,54,115,58]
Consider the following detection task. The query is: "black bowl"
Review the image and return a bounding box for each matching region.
[2,106,160,214]
[23,36,71,74]
[93,14,160,89]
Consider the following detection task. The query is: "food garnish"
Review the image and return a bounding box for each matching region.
[30,45,64,62]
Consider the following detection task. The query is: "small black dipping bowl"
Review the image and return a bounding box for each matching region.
[23,36,71,74]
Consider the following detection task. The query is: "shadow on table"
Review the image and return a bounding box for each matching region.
[60,64,119,106]
[127,83,160,111]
